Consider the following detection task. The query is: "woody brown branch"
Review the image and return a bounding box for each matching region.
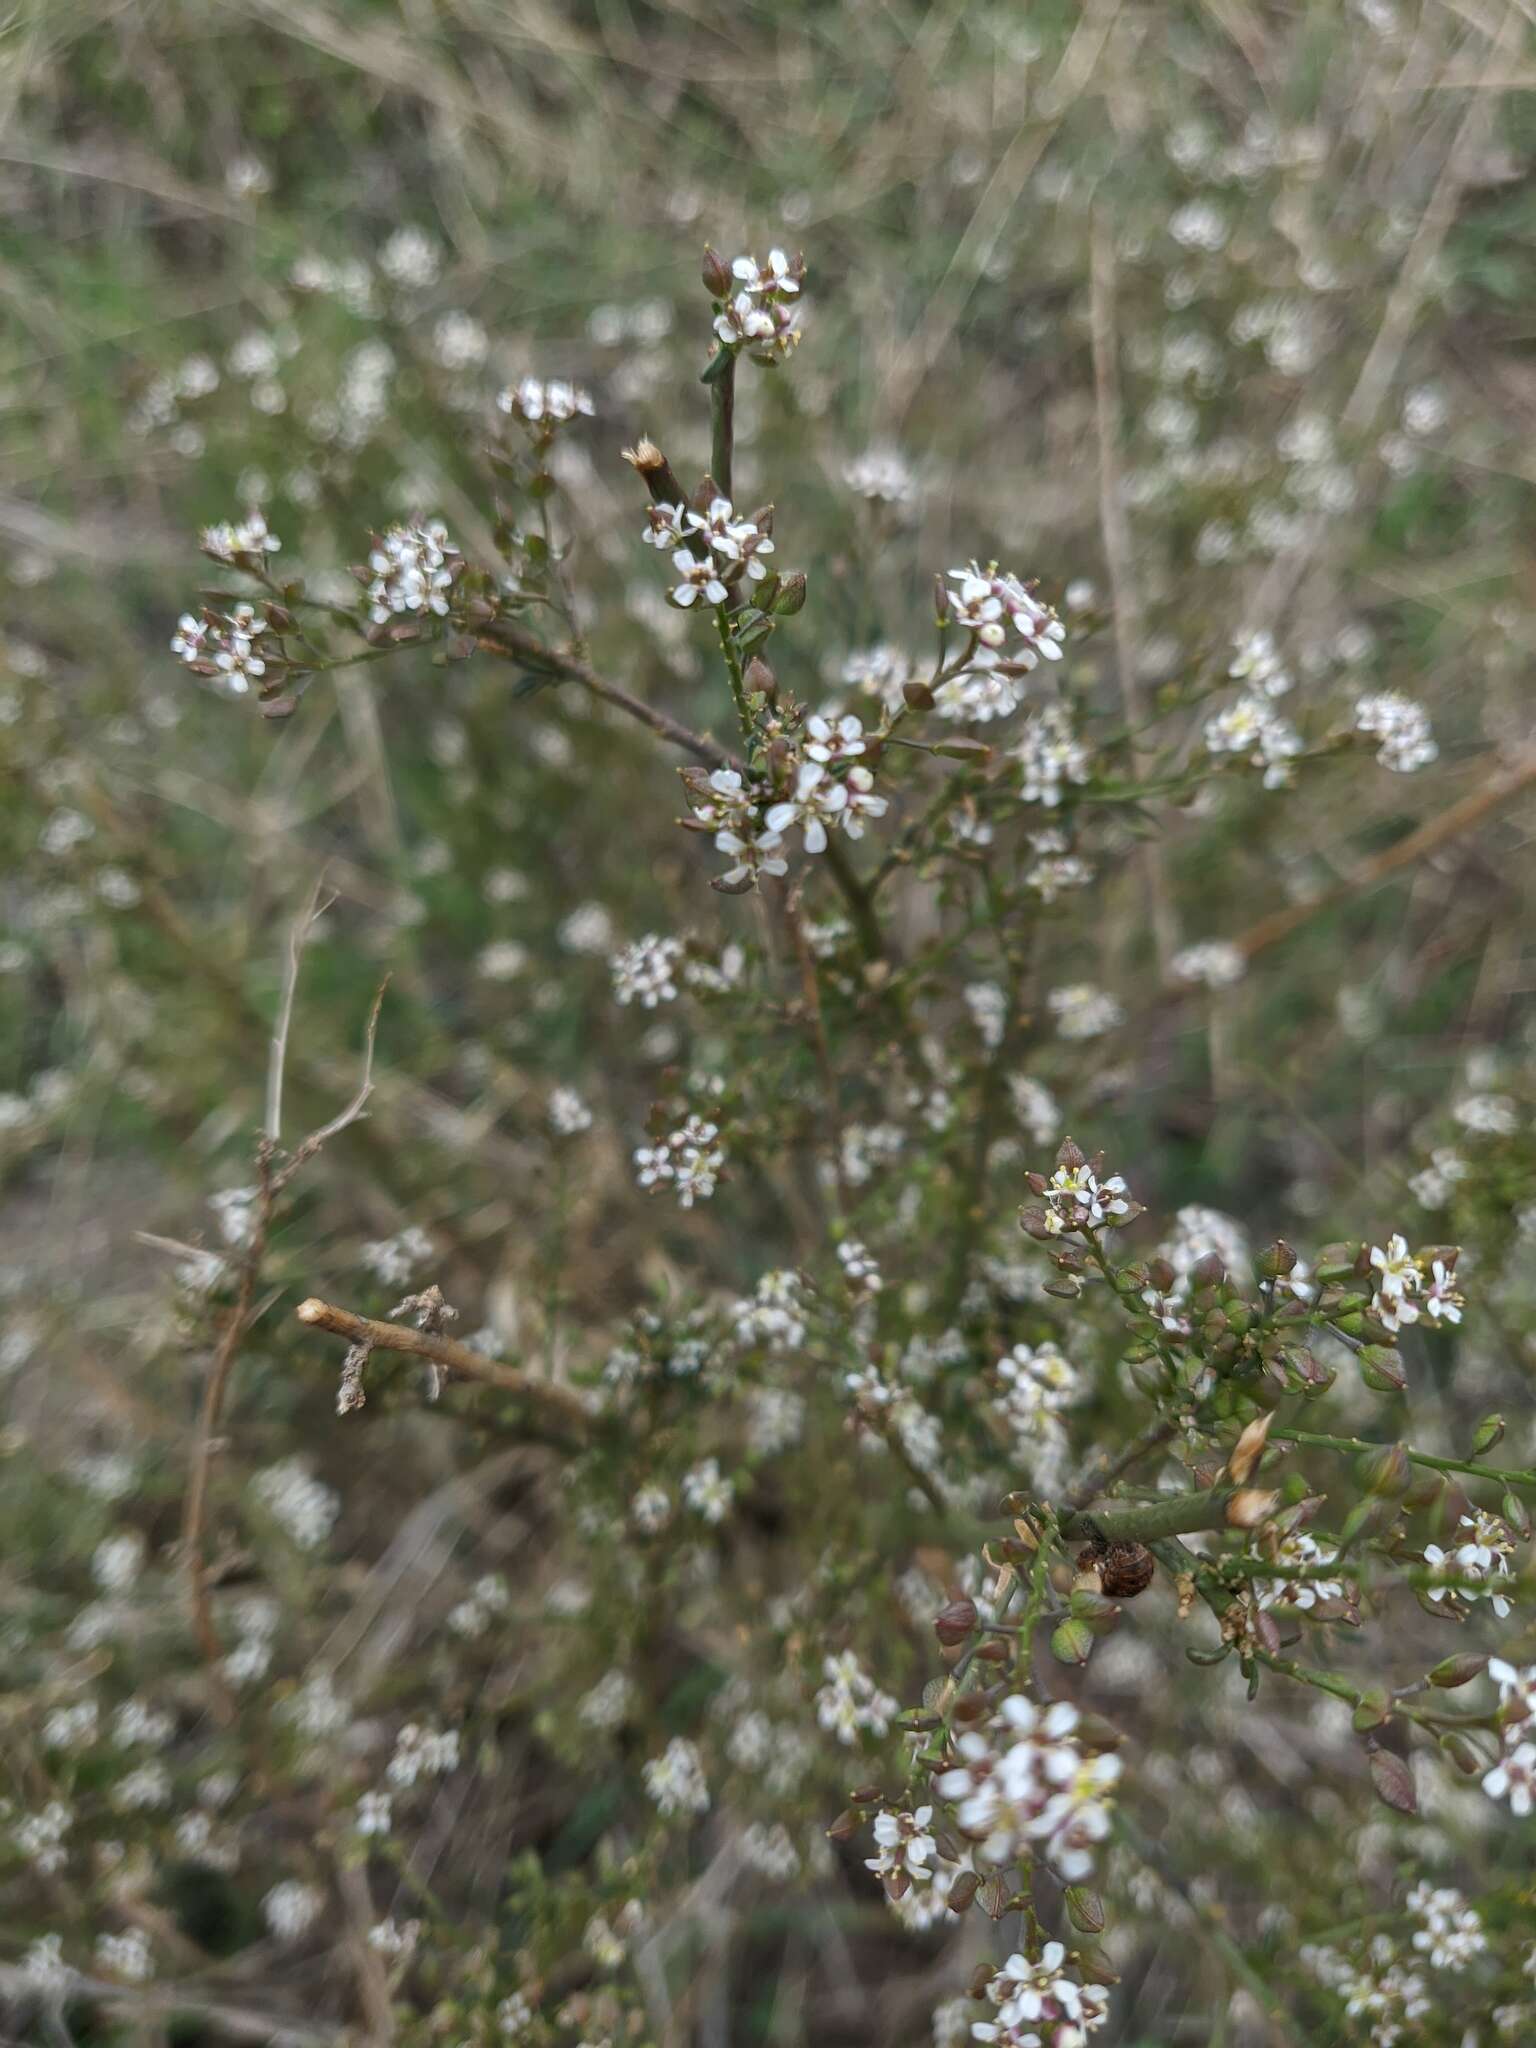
[294,1297,593,1441]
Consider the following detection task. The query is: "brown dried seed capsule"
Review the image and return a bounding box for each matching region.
[1077,1539,1155,1598]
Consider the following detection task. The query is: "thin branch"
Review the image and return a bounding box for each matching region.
[1217,745,1536,975]
[294,1297,594,1442]
[1089,206,1177,974]
[477,625,740,771]
[266,875,335,1143]
[270,980,389,1192]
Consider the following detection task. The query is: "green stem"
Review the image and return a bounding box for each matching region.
[714,605,754,750]
[1275,1427,1536,1493]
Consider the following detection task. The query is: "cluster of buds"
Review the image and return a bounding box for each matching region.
[1021,1139,1139,1240]
[972,1944,1111,2048]
[703,245,804,367]
[633,1113,725,1209]
[680,707,888,893]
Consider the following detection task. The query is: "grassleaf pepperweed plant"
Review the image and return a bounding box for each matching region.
[13,212,1536,2048]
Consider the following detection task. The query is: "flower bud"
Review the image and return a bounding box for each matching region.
[1355,1441,1410,1498]
[1367,1745,1417,1815]
[902,680,936,711]
[1050,1617,1095,1665]
[1146,1256,1176,1293]
[1226,1411,1273,1485]
[1470,1413,1505,1456]
[1255,1239,1298,1279]
[1428,1652,1488,1689]
[947,1869,981,1914]
[933,1597,977,1646]
[770,572,807,615]
[701,246,732,298]
[1438,1729,1490,1777]
[743,655,777,703]
[1357,1345,1406,1394]
[1503,1490,1532,1541]
[826,1809,860,1841]
[1064,1886,1106,1934]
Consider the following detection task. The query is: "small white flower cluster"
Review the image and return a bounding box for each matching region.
[837,1238,883,1292]
[1425,1510,1515,1621]
[1338,1937,1430,2047]
[14,1800,71,1873]
[1023,829,1094,903]
[712,247,803,364]
[262,1878,325,1943]
[681,1455,734,1523]
[1408,1146,1468,1209]
[643,493,774,607]
[386,1721,461,1788]
[843,642,913,717]
[548,1085,593,1136]
[634,1115,725,1207]
[731,1269,807,1351]
[250,1457,340,1550]
[447,1571,511,1638]
[1367,1232,1463,1333]
[1406,1882,1486,1971]
[815,1651,899,1746]
[685,722,888,891]
[1484,1659,1536,1817]
[933,1692,1119,1881]
[360,1224,436,1286]
[864,1803,935,1887]
[1228,629,1292,697]
[1047,984,1124,1041]
[973,1943,1110,2047]
[611,933,683,1007]
[578,1667,637,1731]
[1171,939,1246,990]
[365,520,459,624]
[200,509,279,562]
[1016,703,1092,805]
[96,1929,154,1982]
[1203,690,1303,788]
[497,376,595,430]
[643,1735,710,1816]
[171,602,269,692]
[844,446,916,505]
[995,1341,1079,1473]
[1355,691,1437,774]
[1031,1153,1133,1238]
[1254,1530,1346,1611]
[939,561,1067,723]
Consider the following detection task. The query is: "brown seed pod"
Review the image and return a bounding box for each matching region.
[1077,1538,1156,1599]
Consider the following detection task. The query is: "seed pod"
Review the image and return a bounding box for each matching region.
[933,1597,977,1647]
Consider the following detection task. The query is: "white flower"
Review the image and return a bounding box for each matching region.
[1356,691,1438,774]
[1483,1741,1536,1818]
[669,547,729,607]
[643,1736,710,1816]
[387,1722,460,1787]
[92,1531,146,1591]
[612,933,684,1007]
[378,226,440,287]
[635,1114,726,1208]
[865,1804,936,1884]
[200,509,279,561]
[1171,940,1246,990]
[355,1791,393,1836]
[1204,692,1303,788]
[1016,704,1092,805]
[498,375,595,426]
[263,1879,324,1941]
[682,1456,734,1524]
[844,446,915,505]
[366,521,458,624]
[1048,984,1123,1040]
[548,1086,593,1136]
[731,247,800,296]
[96,1929,154,1982]
[251,1458,340,1549]
[815,1652,899,1745]
[946,561,1066,668]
